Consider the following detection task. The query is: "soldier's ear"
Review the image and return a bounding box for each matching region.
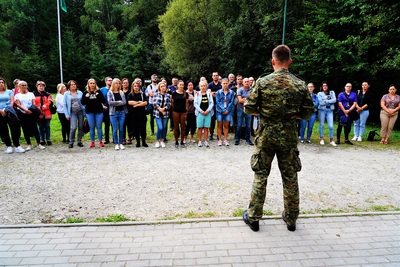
[271,58,275,66]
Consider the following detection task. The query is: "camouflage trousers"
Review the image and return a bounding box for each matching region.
[247,144,302,226]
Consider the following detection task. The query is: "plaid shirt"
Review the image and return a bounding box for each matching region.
[153,92,172,118]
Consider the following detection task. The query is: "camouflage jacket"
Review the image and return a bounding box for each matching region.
[244,68,313,147]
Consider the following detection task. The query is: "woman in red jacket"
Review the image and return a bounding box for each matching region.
[33,81,53,145]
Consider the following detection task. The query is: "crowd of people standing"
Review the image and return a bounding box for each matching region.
[0,74,399,154]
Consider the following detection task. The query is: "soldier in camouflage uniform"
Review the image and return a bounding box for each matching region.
[242,45,314,232]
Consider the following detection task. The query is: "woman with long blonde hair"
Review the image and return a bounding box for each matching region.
[81,78,106,148]
[107,78,128,150]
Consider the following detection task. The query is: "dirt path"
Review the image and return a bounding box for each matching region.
[0,142,399,224]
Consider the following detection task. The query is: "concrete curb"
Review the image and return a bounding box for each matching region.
[1,210,399,229]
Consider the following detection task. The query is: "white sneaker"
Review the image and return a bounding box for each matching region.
[26,145,32,151]
[198,141,203,147]
[357,137,362,142]
[330,141,337,147]
[155,142,160,148]
[204,141,209,147]
[119,144,125,150]
[160,142,166,148]
[224,140,229,146]
[218,140,222,146]
[319,140,325,145]
[183,138,186,144]
[6,146,12,154]
[115,144,120,150]
[38,144,46,150]
[15,146,25,153]
[351,136,358,141]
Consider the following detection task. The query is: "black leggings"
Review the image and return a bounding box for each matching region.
[131,114,147,144]
[185,113,196,136]
[0,115,21,147]
[337,118,352,141]
[18,111,40,145]
[58,112,70,141]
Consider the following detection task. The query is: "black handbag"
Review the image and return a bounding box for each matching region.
[50,101,57,114]
[349,109,360,121]
[28,105,41,117]
[83,118,90,134]
[367,130,379,141]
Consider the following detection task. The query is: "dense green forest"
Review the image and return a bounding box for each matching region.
[0,0,399,121]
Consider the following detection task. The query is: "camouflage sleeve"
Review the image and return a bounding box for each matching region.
[299,83,314,120]
[244,83,259,115]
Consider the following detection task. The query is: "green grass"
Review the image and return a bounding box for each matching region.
[49,93,177,144]
[46,93,400,148]
[183,210,216,219]
[48,111,400,149]
[262,210,274,216]
[300,205,400,214]
[231,208,244,217]
[64,217,85,223]
[159,215,179,220]
[309,121,400,149]
[231,208,274,217]
[94,214,131,223]
[369,205,400,212]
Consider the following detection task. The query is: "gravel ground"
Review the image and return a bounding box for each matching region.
[0,139,399,224]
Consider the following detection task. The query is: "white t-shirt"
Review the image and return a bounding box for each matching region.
[146,84,158,104]
[15,92,35,113]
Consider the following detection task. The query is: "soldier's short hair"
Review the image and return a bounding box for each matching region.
[272,45,291,63]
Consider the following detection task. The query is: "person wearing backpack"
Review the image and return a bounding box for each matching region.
[146,74,158,136]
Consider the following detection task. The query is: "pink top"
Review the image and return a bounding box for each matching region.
[381,94,400,109]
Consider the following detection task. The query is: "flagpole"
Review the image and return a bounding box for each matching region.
[282,0,288,44]
[57,0,64,83]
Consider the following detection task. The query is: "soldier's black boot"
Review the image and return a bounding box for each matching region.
[243,210,259,232]
[282,211,296,232]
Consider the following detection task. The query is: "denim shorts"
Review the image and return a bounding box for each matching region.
[216,112,232,122]
[196,113,211,128]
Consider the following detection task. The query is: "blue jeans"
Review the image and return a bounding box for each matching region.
[37,119,50,142]
[300,112,317,141]
[318,109,334,139]
[235,108,252,141]
[86,112,103,142]
[156,117,168,140]
[110,111,126,144]
[354,110,369,137]
[70,111,84,144]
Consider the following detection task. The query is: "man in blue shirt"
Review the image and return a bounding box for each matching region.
[100,76,112,144]
[235,78,254,146]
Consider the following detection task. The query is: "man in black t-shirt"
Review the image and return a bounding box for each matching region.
[207,72,222,140]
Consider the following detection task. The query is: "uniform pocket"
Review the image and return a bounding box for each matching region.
[250,149,262,172]
[293,148,302,172]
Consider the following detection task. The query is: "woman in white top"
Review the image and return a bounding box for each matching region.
[14,81,45,150]
[56,83,70,143]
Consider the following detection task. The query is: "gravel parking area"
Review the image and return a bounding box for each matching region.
[1,140,399,224]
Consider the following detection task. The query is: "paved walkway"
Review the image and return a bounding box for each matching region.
[0,212,399,266]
